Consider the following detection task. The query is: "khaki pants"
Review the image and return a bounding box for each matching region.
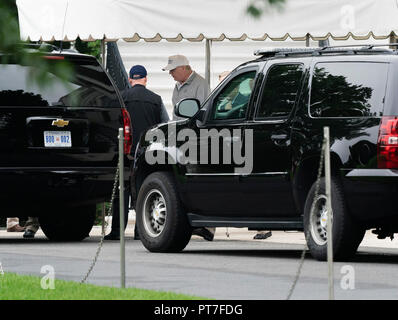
[7,217,39,233]
[6,217,19,229]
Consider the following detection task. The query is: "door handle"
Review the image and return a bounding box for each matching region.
[271,134,288,141]
[271,133,290,146]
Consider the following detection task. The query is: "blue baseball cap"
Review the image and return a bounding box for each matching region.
[129,65,147,79]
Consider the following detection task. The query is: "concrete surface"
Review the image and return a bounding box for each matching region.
[1,221,398,300]
[1,220,397,249]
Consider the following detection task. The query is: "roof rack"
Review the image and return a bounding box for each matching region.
[324,43,398,50]
[254,44,396,58]
[254,47,317,57]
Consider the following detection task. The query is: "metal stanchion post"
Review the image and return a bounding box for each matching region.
[118,128,126,288]
[324,126,334,300]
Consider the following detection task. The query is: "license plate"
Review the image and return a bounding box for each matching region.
[44,131,72,147]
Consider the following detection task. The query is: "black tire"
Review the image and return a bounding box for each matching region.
[136,171,192,252]
[303,177,365,261]
[39,205,96,241]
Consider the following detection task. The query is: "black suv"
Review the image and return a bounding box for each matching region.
[0,46,131,240]
[131,45,398,260]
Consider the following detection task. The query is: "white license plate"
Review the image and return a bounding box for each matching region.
[44,131,72,147]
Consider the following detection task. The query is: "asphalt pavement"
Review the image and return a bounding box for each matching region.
[1,223,398,299]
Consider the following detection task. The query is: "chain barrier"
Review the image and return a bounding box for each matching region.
[80,135,329,295]
[80,165,120,284]
[286,137,327,300]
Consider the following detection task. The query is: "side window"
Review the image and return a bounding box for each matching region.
[310,62,389,117]
[256,64,304,119]
[210,71,256,121]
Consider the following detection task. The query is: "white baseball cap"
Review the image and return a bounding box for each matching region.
[162,55,190,71]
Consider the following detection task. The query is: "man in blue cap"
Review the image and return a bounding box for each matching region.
[105,65,169,240]
[123,65,169,151]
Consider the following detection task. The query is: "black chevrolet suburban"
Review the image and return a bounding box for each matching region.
[131,45,398,261]
[0,47,131,240]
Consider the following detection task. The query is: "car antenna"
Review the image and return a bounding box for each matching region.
[59,1,69,53]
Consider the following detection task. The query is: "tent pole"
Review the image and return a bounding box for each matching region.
[390,33,397,49]
[205,39,212,90]
[305,34,310,47]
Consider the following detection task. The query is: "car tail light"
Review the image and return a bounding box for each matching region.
[121,108,133,155]
[377,116,398,168]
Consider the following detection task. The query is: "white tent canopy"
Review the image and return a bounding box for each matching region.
[16,0,398,42]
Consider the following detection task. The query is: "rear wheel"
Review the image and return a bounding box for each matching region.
[303,177,365,261]
[39,205,96,241]
[136,172,192,252]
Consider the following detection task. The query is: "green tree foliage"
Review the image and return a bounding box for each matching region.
[0,1,24,57]
[0,1,74,87]
[0,1,100,88]
[75,39,102,60]
[247,0,286,18]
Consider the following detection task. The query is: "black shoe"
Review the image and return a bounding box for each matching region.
[23,229,36,239]
[133,226,140,240]
[253,231,272,240]
[104,233,120,241]
[192,227,214,241]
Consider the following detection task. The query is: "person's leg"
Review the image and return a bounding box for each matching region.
[133,222,140,240]
[23,217,39,238]
[192,227,215,241]
[105,188,129,240]
[6,217,19,228]
[6,217,25,232]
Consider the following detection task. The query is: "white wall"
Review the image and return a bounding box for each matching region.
[117,37,389,117]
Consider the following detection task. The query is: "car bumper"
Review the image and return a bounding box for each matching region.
[0,167,130,214]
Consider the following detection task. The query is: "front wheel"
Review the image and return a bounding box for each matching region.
[303,177,365,261]
[136,172,192,252]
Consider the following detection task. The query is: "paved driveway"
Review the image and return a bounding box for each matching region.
[1,227,398,299]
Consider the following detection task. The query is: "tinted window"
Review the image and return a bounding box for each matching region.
[210,71,256,121]
[256,64,304,119]
[0,58,119,107]
[310,62,388,117]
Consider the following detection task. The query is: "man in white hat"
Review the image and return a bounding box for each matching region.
[162,55,215,241]
[163,55,210,119]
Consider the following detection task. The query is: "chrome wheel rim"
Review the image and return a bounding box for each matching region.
[309,194,332,246]
[142,189,167,238]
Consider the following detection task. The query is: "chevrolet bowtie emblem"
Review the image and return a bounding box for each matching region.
[52,119,69,128]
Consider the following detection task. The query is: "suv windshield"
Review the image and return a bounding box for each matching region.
[0,58,119,108]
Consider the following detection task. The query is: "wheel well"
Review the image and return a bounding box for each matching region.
[132,162,175,202]
[293,154,342,214]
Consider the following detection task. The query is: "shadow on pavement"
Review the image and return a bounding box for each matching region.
[2,235,398,264]
[182,247,398,264]
[183,248,311,260]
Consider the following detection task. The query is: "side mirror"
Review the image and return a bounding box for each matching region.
[174,98,200,118]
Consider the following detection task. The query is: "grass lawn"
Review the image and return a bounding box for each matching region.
[0,273,207,300]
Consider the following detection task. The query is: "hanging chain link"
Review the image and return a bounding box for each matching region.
[286,138,326,300]
[80,165,120,284]
[80,136,329,295]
